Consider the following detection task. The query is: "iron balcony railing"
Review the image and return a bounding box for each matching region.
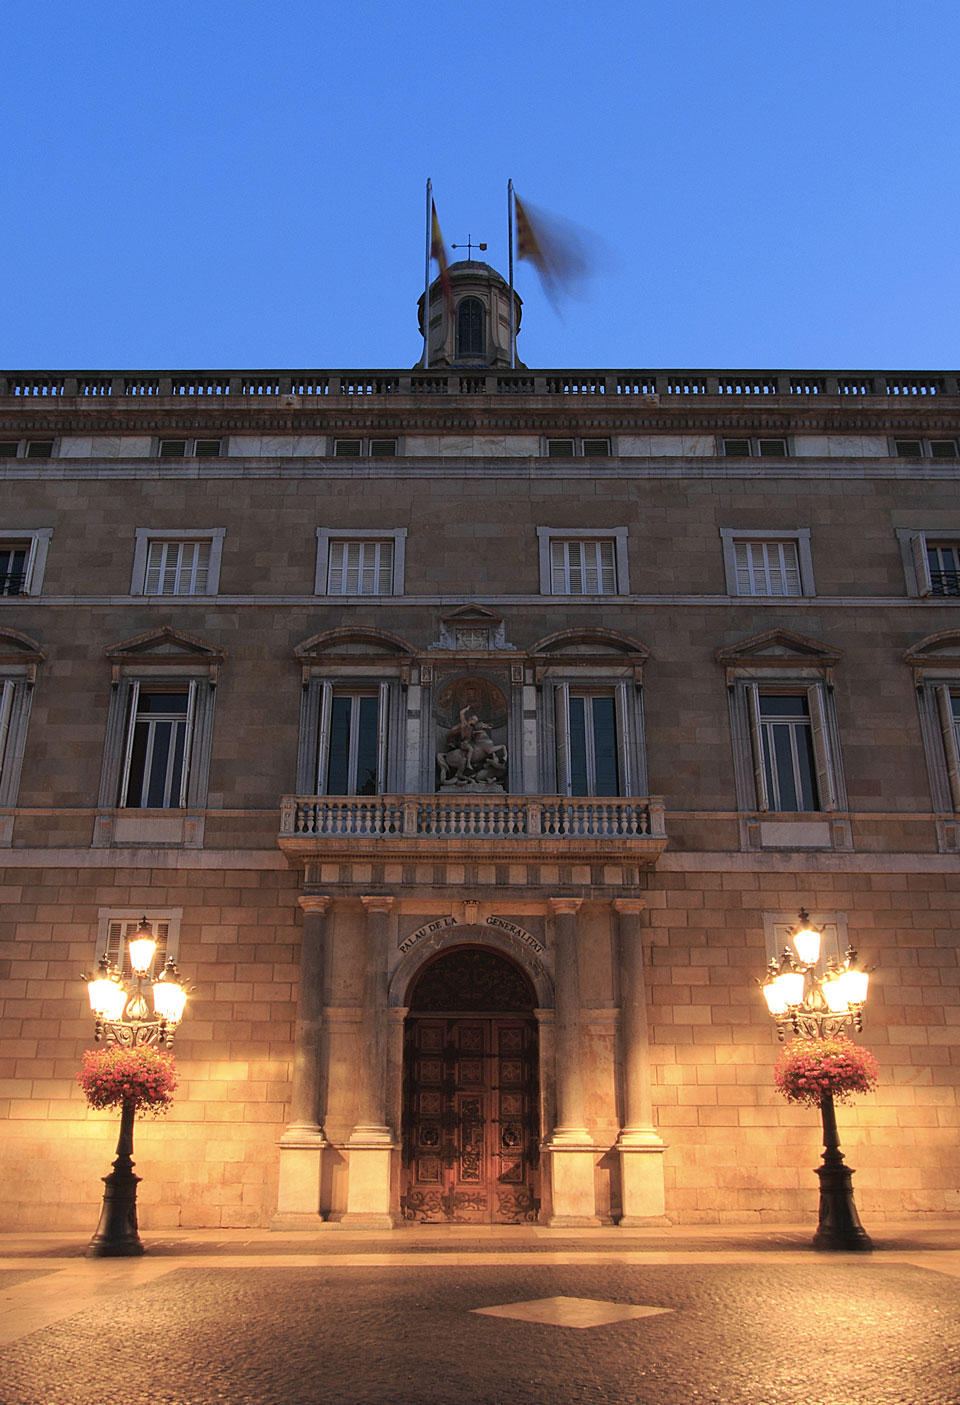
[931,571,960,597]
[280,794,666,841]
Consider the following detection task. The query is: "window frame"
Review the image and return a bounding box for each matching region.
[728,678,844,815]
[892,437,959,459]
[544,437,613,458]
[332,438,400,458]
[118,681,198,809]
[0,529,53,597]
[720,528,815,597]
[131,528,226,597]
[536,527,630,596]
[719,436,790,457]
[314,527,407,596]
[155,437,224,458]
[297,673,403,796]
[896,528,960,598]
[553,682,642,797]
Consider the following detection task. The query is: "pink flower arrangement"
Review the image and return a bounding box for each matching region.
[774,1036,878,1108]
[77,1045,178,1116]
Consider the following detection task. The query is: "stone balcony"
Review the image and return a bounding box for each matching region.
[278,793,668,882]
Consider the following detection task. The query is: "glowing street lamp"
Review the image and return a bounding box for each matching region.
[81,917,189,1256]
[759,908,873,1252]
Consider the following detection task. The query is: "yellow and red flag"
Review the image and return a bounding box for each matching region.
[513,192,590,307]
[430,200,454,318]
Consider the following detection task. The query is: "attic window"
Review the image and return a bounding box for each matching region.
[456,298,485,357]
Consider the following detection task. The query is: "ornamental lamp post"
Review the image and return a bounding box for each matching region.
[81,917,188,1257]
[760,908,873,1253]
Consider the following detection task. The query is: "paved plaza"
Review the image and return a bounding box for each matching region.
[2,1225,960,1405]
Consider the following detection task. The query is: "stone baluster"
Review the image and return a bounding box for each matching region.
[613,897,666,1224]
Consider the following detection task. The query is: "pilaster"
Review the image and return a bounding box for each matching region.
[613,897,667,1225]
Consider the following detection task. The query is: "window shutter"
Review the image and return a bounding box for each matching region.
[178,679,198,807]
[316,682,333,791]
[746,684,770,811]
[936,685,960,810]
[555,684,572,795]
[614,682,632,795]
[118,681,141,805]
[808,684,837,812]
[376,682,389,792]
[911,533,933,595]
[22,537,39,595]
[0,680,15,774]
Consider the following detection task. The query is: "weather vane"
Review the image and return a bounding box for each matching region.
[451,235,488,260]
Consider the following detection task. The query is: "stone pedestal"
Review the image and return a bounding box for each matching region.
[617,1135,668,1225]
[546,1144,601,1227]
[341,1144,397,1228]
[271,1138,326,1229]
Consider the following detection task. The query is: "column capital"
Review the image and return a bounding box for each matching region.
[612,897,646,917]
[298,895,333,915]
[547,896,583,917]
[360,894,395,915]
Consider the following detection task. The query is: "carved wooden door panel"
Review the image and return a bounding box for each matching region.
[401,1015,539,1224]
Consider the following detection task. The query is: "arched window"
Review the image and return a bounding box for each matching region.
[456,297,485,357]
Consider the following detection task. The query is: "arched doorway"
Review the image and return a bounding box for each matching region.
[400,946,540,1224]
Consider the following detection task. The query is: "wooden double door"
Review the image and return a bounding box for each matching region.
[401,1014,540,1224]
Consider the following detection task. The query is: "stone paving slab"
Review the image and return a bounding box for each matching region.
[2,1261,959,1405]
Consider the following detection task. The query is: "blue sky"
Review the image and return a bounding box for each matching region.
[4,1,959,371]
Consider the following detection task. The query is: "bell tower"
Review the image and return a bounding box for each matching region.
[417,260,524,370]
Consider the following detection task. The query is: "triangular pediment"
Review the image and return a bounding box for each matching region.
[716,628,841,669]
[531,627,649,659]
[295,626,415,660]
[440,604,504,626]
[105,625,226,663]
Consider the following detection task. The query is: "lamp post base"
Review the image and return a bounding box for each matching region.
[812,1094,872,1253]
[86,1097,145,1258]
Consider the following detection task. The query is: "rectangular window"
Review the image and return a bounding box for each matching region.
[568,694,620,795]
[334,439,362,457]
[119,684,196,808]
[721,437,788,457]
[369,439,398,457]
[194,439,222,457]
[316,685,388,795]
[547,439,575,457]
[96,909,183,970]
[327,539,394,595]
[159,439,188,458]
[0,531,53,597]
[144,539,212,595]
[734,540,802,596]
[24,440,54,459]
[895,437,959,458]
[546,438,612,457]
[0,543,31,596]
[0,443,18,459]
[927,543,960,598]
[550,539,617,594]
[755,693,819,811]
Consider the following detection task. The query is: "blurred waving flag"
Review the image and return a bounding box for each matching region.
[430,199,454,317]
[512,190,591,306]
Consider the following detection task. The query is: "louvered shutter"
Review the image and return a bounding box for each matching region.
[936,685,960,810]
[808,685,837,812]
[746,684,770,811]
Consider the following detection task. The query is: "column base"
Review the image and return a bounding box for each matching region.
[617,1134,667,1224]
[547,1142,600,1226]
[270,1212,330,1230]
[343,1142,397,1224]
[275,1138,326,1223]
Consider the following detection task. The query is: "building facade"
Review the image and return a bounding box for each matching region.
[1,263,959,1229]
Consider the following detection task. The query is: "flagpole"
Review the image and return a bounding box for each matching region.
[507,179,516,370]
[424,178,433,370]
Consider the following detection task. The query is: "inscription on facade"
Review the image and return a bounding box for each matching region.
[484,915,544,954]
[398,915,458,953]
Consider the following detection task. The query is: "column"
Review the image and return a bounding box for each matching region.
[545,896,599,1227]
[272,895,331,1229]
[613,897,667,1225]
[343,895,398,1226]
